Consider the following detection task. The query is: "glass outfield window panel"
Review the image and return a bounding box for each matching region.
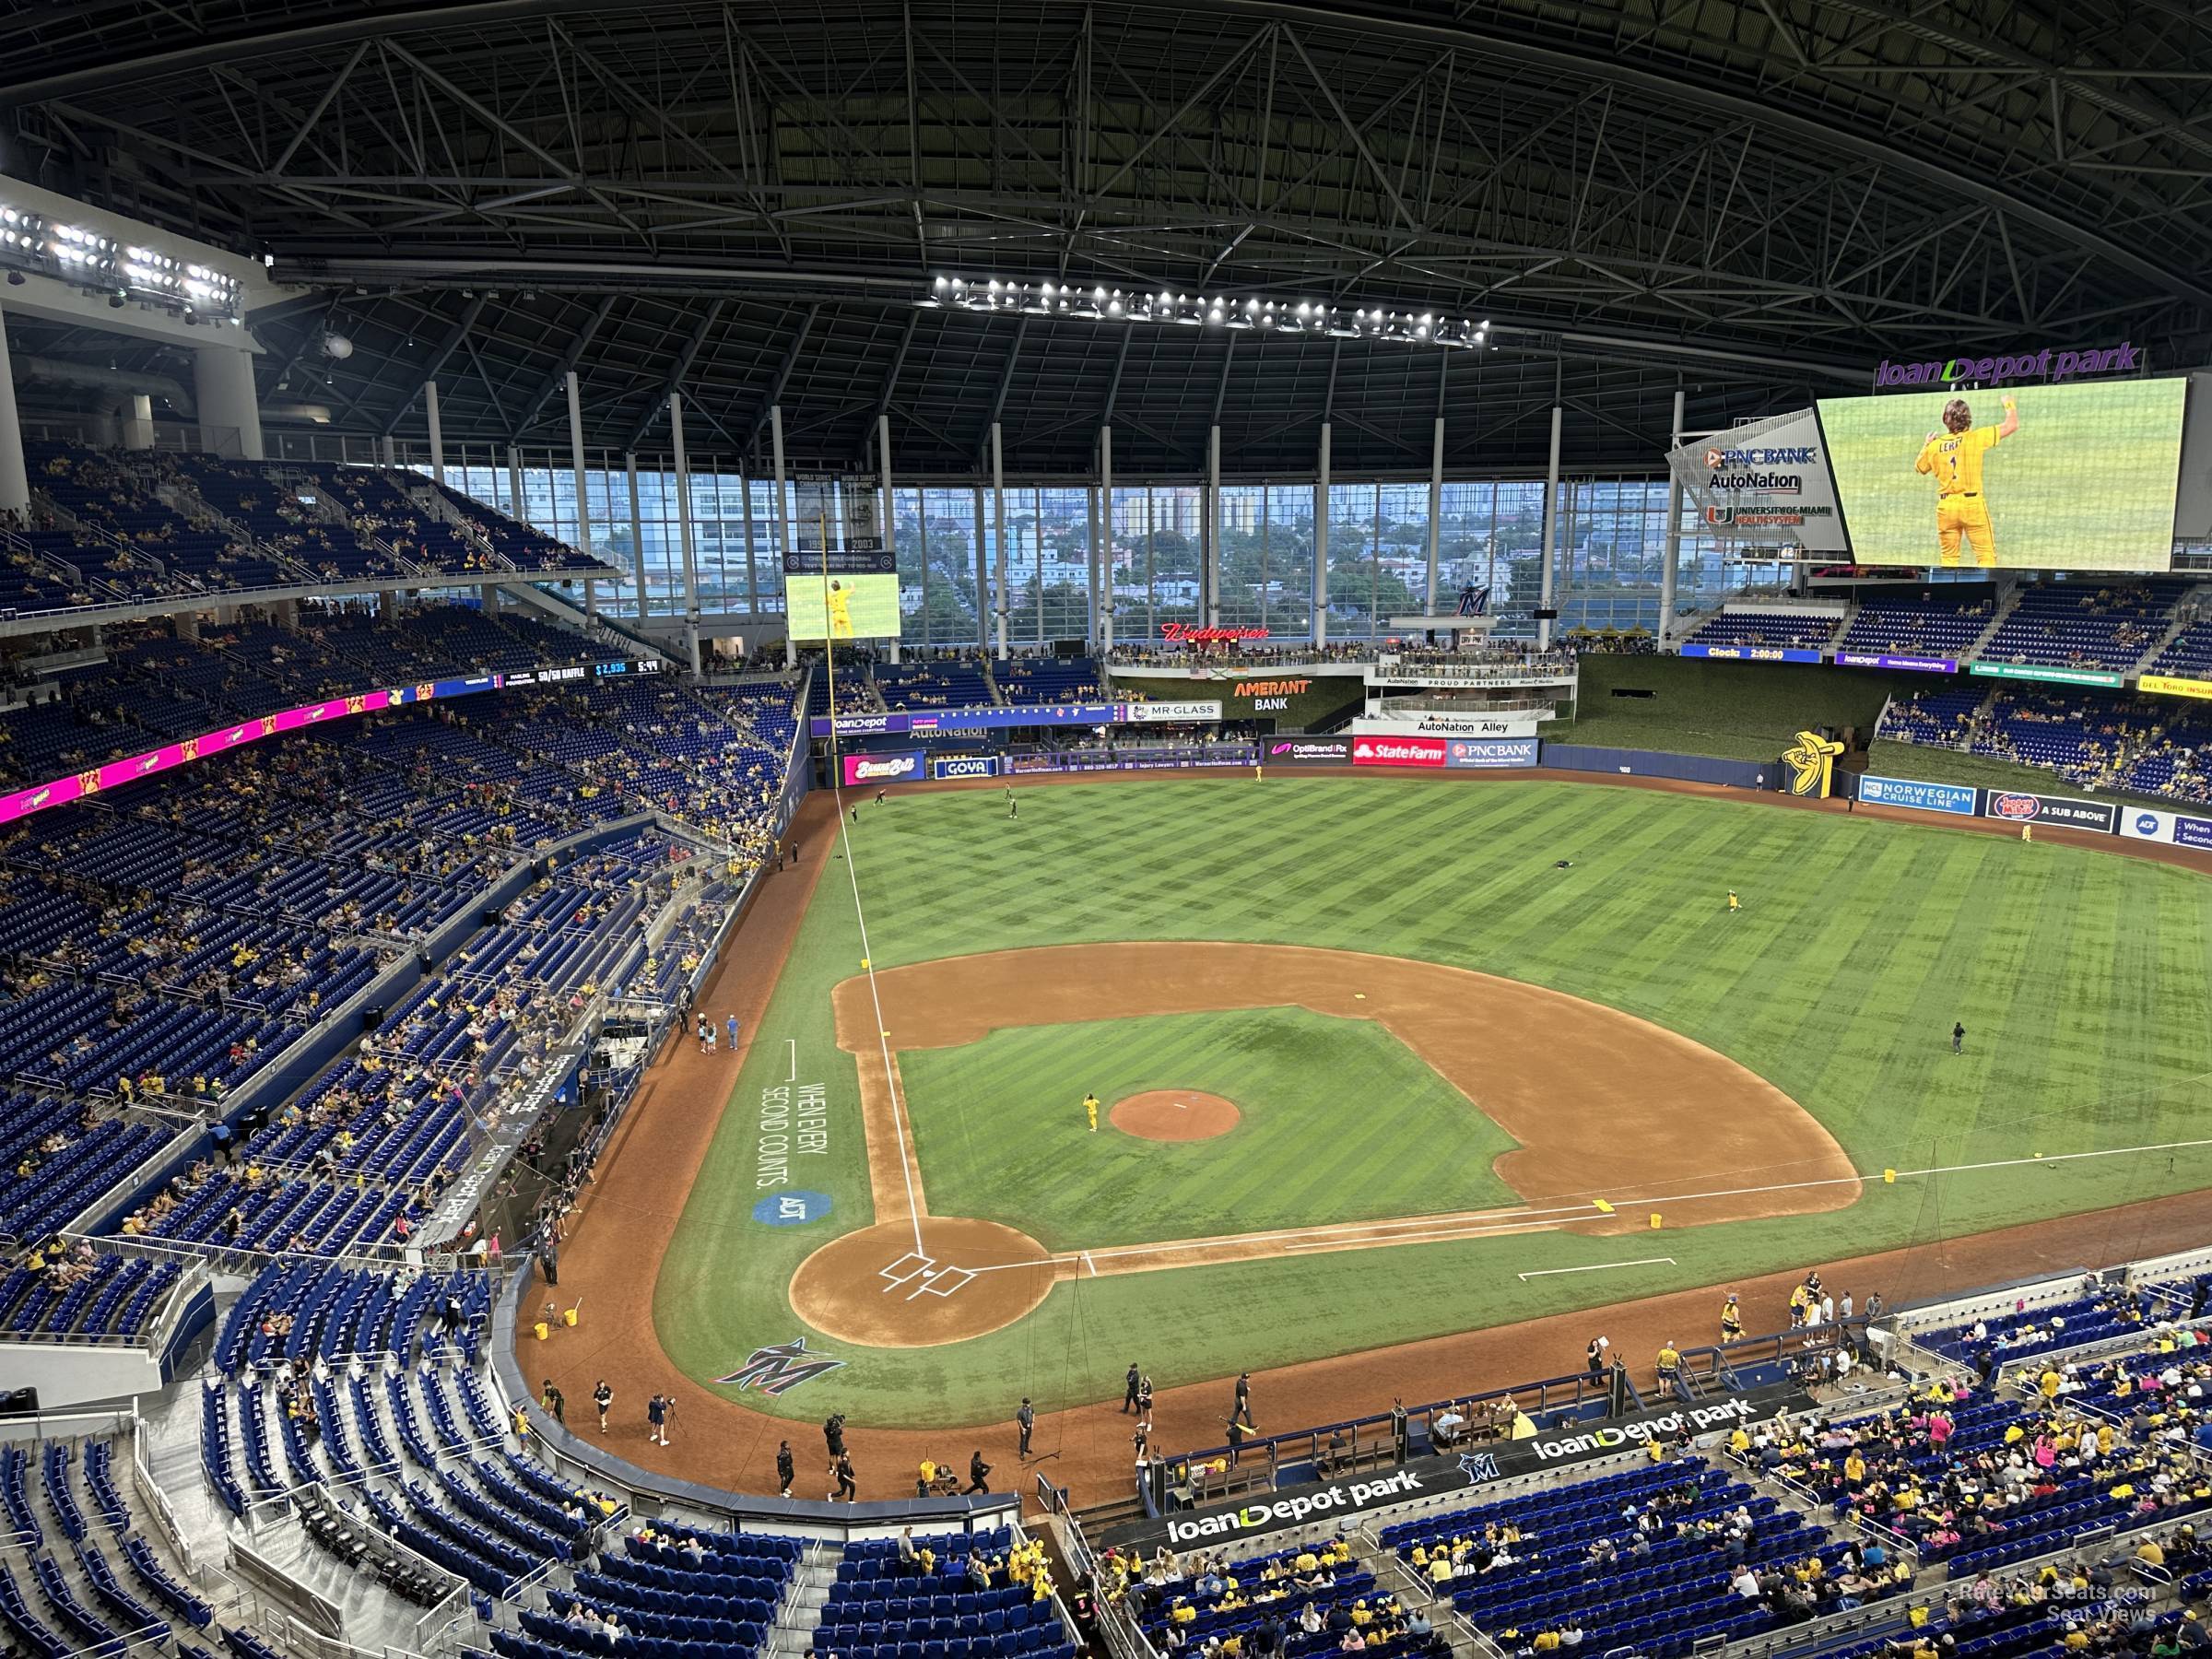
[425,459,1679,642]
[1324,481,1379,638]
[917,486,983,646]
[1326,479,1432,639]
[1557,480,1666,635]
[1108,485,1151,642]
[1035,485,1092,642]
[1262,483,1316,639]
[1215,483,1315,638]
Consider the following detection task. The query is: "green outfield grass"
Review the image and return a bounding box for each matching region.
[899,1008,1522,1249]
[654,775,2212,1427]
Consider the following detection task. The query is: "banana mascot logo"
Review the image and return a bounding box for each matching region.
[1783,729,1845,798]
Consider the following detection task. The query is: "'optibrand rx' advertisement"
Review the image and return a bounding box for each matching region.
[1265,737,1352,764]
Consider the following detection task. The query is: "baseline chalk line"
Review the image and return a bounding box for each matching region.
[786,1038,796,1084]
[1518,1256,1676,1281]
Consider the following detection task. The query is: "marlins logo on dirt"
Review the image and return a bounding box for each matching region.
[716,1338,845,1395]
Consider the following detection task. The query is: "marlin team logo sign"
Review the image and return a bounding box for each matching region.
[716,1338,844,1396]
[1783,729,1845,798]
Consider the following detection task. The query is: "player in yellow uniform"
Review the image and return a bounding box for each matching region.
[1726,888,1740,913]
[1083,1092,1100,1132]
[1720,1293,1744,1345]
[1914,394,2019,567]
[825,578,856,639]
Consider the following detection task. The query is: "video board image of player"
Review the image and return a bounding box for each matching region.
[1816,378,2189,572]
[782,548,902,641]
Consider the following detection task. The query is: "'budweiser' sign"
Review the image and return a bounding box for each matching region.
[1161,623,1270,644]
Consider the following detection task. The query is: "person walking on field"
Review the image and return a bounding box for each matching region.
[593,1380,611,1434]
[1124,1363,1142,1415]
[1726,889,1741,914]
[966,1450,992,1495]
[1234,1371,1254,1429]
[725,1015,740,1050]
[1952,1021,1966,1054]
[830,1452,857,1501]
[1085,1092,1100,1134]
[824,1412,846,1460]
[1720,1294,1744,1346]
[646,1394,667,1446]
[776,1441,794,1497]
[1017,1397,1035,1459]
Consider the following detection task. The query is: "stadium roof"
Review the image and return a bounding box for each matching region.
[4,0,2210,475]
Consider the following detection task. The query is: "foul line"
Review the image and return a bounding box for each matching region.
[947,1133,2212,1278]
[829,735,926,1260]
[785,1038,796,1084]
[1520,1257,1675,1280]
[1284,1218,1565,1251]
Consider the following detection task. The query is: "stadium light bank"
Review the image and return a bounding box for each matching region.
[922,274,1493,351]
[0,199,247,324]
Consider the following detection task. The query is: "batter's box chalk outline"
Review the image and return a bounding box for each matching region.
[912,1264,976,1300]
[878,1252,936,1292]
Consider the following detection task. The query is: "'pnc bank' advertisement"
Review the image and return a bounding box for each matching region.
[1815,378,2188,572]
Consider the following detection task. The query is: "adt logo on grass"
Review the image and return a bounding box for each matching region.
[752,1190,833,1228]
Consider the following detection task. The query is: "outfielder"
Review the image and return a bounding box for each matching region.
[1914,394,2019,568]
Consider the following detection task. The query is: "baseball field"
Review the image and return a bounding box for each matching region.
[640,771,2212,1431]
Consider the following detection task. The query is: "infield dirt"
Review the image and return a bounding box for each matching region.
[528,773,2212,1507]
[1112,1091,1241,1141]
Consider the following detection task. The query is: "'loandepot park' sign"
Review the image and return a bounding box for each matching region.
[1106,1383,1811,1552]
[1873,341,2140,389]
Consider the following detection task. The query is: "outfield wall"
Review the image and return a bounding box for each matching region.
[1540,744,1776,790]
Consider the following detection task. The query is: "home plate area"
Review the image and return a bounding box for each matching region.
[787,1218,1060,1347]
[877,1251,977,1300]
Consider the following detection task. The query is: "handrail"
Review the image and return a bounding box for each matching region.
[1358,1518,1502,1659]
[133,1407,206,1578]
[66,1226,412,1276]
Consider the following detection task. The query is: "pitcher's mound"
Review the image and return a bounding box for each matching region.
[789,1218,1060,1349]
[1112,1090,1241,1142]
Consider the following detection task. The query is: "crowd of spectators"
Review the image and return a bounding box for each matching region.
[4,443,609,619]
